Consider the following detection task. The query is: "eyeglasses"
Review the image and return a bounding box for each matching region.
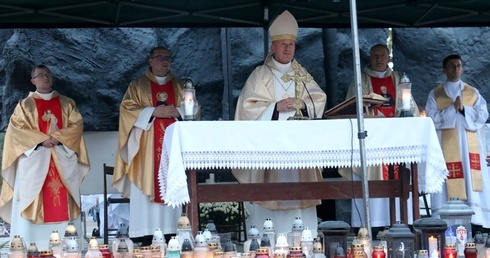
[151,55,172,62]
[445,64,462,69]
[33,73,52,79]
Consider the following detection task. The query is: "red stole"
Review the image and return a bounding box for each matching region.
[34,97,69,222]
[370,76,399,179]
[151,81,177,203]
[370,76,396,118]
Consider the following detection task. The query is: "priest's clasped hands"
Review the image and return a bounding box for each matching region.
[41,136,60,148]
[152,104,180,118]
[277,97,305,112]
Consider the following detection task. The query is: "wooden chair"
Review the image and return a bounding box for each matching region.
[103,163,130,244]
[420,192,431,217]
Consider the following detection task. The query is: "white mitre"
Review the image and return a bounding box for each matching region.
[269,10,298,41]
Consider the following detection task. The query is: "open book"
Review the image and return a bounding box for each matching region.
[324,93,388,118]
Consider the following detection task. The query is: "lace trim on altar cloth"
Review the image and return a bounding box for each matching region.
[420,142,449,194]
[159,144,449,207]
[158,149,190,207]
[182,146,428,169]
[181,144,448,193]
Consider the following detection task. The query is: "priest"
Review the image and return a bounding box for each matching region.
[341,44,420,230]
[233,10,327,235]
[0,64,90,249]
[426,54,490,229]
[114,46,199,245]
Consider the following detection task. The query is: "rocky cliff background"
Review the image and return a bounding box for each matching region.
[1,27,489,131]
[1,27,490,227]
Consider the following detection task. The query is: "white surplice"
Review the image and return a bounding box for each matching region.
[426,80,490,228]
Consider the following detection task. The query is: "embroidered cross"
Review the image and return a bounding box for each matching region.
[469,153,481,170]
[447,162,464,179]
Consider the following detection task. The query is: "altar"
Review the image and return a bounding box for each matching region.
[158,117,449,233]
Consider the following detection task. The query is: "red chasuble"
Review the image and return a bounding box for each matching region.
[370,76,396,118]
[151,81,177,203]
[370,76,399,180]
[34,97,69,222]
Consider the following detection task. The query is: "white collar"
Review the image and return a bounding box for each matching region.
[372,70,387,78]
[445,80,463,90]
[155,75,167,85]
[35,90,54,100]
[272,58,292,74]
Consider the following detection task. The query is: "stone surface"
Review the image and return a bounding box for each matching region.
[1,27,489,227]
[1,27,489,130]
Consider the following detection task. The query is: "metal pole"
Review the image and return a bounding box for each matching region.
[263,5,269,59]
[349,0,372,238]
[221,28,232,120]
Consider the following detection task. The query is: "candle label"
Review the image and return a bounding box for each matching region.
[456,226,467,244]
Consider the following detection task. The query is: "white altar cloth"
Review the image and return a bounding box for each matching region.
[158,117,449,207]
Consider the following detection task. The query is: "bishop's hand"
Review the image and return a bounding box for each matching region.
[277,97,304,112]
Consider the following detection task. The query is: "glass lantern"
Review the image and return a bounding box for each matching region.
[263,218,276,249]
[152,228,167,258]
[413,218,448,258]
[112,223,134,256]
[385,221,415,258]
[176,214,195,251]
[49,230,62,258]
[9,235,26,258]
[436,198,474,242]
[288,217,304,248]
[166,237,181,258]
[63,222,82,258]
[397,72,413,117]
[318,221,351,258]
[181,79,198,121]
[27,243,39,258]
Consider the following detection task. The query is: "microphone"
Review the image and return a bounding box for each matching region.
[302,81,317,119]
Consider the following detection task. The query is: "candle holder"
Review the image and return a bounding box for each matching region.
[443,244,457,258]
[318,221,350,258]
[385,221,415,258]
[464,243,477,258]
[181,78,198,121]
[372,246,386,258]
[358,228,372,258]
[413,218,448,258]
[418,250,429,258]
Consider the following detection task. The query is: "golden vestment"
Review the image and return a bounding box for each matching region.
[113,70,185,200]
[0,91,90,224]
[233,56,327,210]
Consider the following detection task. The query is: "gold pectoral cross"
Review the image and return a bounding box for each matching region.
[281,60,313,120]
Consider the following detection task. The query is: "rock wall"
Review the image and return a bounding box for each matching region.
[1,27,489,131]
